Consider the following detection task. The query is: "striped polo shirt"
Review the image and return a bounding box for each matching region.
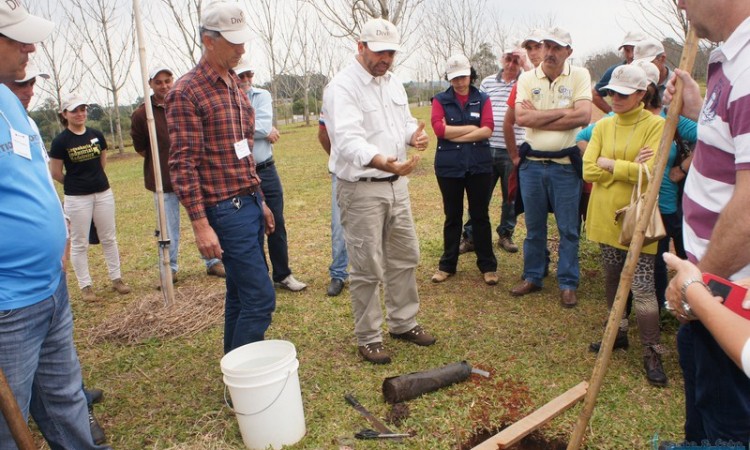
[682,16,750,280]
[479,71,525,150]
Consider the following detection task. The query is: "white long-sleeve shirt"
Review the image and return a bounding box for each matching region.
[322,57,418,182]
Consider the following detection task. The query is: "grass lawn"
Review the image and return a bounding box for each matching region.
[49,106,685,449]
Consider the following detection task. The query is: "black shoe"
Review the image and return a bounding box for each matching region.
[644,345,668,387]
[327,278,345,297]
[88,405,106,444]
[84,387,104,405]
[589,330,629,353]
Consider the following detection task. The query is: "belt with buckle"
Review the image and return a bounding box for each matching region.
[358,175,400,183]
[235,185,260,197]
[256,158,275,171]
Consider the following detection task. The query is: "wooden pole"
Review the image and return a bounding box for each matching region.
[133,0,174,305]
[0,368,36,450]
[567,28,699,450]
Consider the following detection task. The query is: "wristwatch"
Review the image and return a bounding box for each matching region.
[680,278,710,319]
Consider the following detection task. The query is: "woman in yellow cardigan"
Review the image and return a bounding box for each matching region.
[583,64,667,387]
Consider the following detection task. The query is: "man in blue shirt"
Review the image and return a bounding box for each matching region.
[236,64,307,292]
[0,2,109,448]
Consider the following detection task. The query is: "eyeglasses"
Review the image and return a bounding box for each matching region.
[504,56,521,65]
[606,89,631,99]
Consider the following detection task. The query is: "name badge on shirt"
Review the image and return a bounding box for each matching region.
[11,128,31,160]
[470,112,480,118]
[234,138,251,160]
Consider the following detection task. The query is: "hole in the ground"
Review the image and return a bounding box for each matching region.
[460,424,567,450]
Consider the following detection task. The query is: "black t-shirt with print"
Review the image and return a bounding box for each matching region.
[49,128,110,196]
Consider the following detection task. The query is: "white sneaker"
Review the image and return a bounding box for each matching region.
[276,274,307,292]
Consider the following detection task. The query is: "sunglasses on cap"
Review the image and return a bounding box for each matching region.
[606,89,632,99]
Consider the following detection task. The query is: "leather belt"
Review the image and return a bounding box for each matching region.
[235,185,260,197]
[256,159,275,171]
[358,175,400,183]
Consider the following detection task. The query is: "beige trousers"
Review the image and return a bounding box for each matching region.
[336,177,421,345]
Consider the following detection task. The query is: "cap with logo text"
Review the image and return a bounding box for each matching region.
[633,38,665,64]
[602,65,649,95]
[543,27,573,48]
[201,1,252,45]
[359,18,401,52]
[0,0,54,44]
[445,54,471,81]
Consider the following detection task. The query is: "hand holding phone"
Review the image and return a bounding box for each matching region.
[703,273,750,320]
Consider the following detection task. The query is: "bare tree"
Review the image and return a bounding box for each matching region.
[303,0,427,38]
[147,0,204,72]
[28,1,84,134]
[245,0,301,125]
[64,0,136,153]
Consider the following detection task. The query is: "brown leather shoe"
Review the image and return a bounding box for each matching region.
[389,325,436,346]
[510,280,542,297]
[206,262,226,278]
[358,342,391,364]
[560,289,578,308]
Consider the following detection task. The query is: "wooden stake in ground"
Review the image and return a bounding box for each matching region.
[566,28,699,450]
[0,368,35,450]
[471,382,588,450]
[133,0,174,305]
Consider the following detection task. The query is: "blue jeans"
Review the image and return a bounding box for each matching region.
[257,164,292,283]
[519,160,581,289]
[155,192,220,273]
[0,275,109,450]
[654,210,686,305]
[464,147,517,240]
[329,175,348,281]
[678,323,750,447]
[205,193,276,354]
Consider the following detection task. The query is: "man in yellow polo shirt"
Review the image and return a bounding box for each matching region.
[510,27,592,308]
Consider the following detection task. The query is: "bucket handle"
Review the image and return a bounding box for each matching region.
[224,369,292,416]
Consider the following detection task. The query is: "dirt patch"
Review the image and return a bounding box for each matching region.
[460,424,567,450]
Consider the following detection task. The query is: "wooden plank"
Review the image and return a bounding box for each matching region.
[471,381,588,450]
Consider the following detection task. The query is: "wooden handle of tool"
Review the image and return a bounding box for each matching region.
[566,27,699,450]
[0,368,36,450]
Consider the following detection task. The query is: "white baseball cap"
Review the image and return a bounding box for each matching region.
[543,27,573,48]
[359,18,401,52]
[602,65,649,95]
[521,29,546,48]
[15,64,50,83]
[619,31,646,49]
[235,64,253,76]
[0,0,54,44]
[445,54,471,81]
[633,38,665,63]
[148,67,173,81]
[630,60,659,86]
[201,1,252,45]
[61,93,87,112]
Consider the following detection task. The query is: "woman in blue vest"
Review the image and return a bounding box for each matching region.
[430,54,498,285]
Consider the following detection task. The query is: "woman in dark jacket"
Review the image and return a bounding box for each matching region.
[430,54,498,285]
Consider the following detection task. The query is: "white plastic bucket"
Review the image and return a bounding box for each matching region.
[221,340,306,450]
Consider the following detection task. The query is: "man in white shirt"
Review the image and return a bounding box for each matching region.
[322,18,433,364]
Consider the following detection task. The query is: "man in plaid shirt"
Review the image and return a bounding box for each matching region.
[166,1,275,354]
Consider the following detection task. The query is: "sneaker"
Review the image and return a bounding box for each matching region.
[483,271,499,285]
[389,325,436,347]
[206,262,226,278]
[276,274,307,292]
[498,236,519,253]
[431,270,453,283]
[84,387,104,405]
[589,330,629,353]
[81,286,98,302]
[358,342,391,364]
[111,278,131,295]
[88,405,106,445]
[458,238,475,254]
[643,345,668,387]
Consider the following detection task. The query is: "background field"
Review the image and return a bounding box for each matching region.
[46,106,684,449]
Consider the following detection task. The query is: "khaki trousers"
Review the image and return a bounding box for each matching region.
[336,177,421,345]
